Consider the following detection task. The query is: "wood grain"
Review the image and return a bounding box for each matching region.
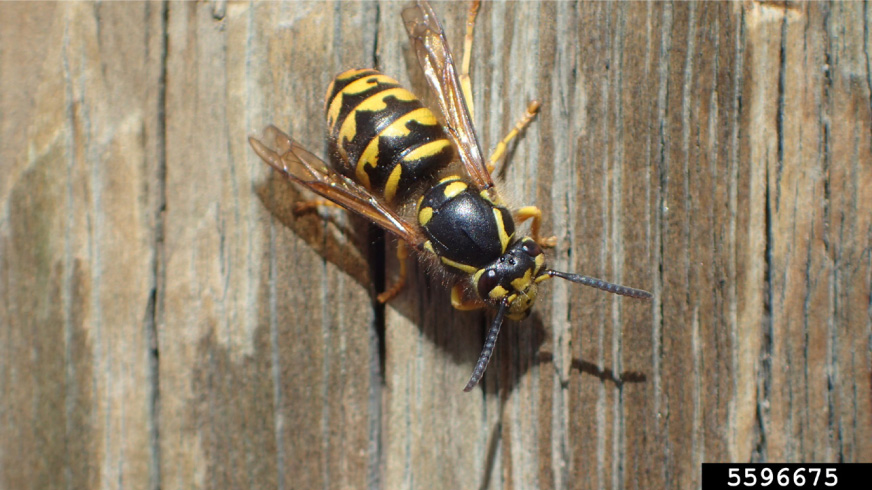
[1,2,869,490]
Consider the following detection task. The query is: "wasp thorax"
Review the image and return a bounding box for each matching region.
[474,238,547,320]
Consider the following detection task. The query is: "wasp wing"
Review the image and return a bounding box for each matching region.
[250,125,427,248]
[402,1,494,191]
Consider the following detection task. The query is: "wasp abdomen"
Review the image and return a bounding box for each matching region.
[417,176,516,274]
[325,69,454,203]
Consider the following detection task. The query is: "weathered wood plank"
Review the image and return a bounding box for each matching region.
[158,2,377,489]
[1,2,870,490]
[0,2,164,489]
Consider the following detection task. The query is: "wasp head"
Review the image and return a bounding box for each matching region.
[473,237,547,320]
[463,236,652,392]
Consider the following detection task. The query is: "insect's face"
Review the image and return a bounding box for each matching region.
[474,238,548,320]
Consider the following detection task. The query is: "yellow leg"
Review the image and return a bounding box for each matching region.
[487,100,541,174]
[377,241,409,303]
[460,0,481,122]
[516,205,557,248]
[451,283,488,311]
[293,199,345,215]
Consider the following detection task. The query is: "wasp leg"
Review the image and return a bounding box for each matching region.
[460,0,481,122]
[516,205,557,248]
[377,241,410,303]
[293,199,346,215]
[487,100,541,174]
[451,283,488,311]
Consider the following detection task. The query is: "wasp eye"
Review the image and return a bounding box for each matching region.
[521,240,542,257]
[477,269,500,297]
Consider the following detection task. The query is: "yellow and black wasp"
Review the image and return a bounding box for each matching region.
[250,1,651,391]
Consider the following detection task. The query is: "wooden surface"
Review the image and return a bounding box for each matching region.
[1,1,870,489]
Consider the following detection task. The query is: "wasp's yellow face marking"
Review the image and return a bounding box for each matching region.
[423,241,436,255]
[488,284,508,300]
[510,268,533,293]
[506,265,540,320]
[506,284,538,320]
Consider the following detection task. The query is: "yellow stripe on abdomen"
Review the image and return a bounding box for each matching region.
[337,88,417,146]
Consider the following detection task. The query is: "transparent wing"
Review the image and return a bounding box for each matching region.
[249,125,427,248]
[402,1,494,191]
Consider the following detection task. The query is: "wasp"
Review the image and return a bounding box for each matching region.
[250,1,651,391]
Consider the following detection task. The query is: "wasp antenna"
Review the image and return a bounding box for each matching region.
[463,299,509,392]
[546,270,652,299]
